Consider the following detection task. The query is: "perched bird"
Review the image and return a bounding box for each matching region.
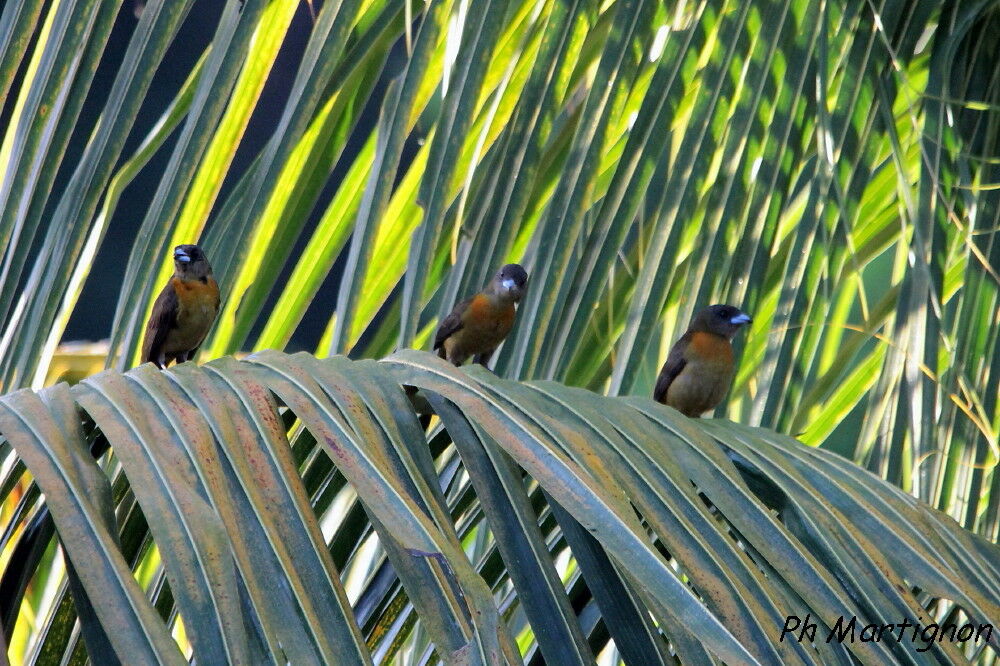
[434,264,528,367]
[653,304,752,417]
[141,244,220,368]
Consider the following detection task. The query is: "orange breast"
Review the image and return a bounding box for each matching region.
[166,277,220,352]
[468,294,493,317]
[171,276,219,303]
[666,331,735,416]
[470,293,511,320]
[687,331,734,366]
[467,294,514,331]
[450,293,515,350]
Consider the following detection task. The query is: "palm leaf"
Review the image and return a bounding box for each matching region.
[2,0,1000,661]
[3,352,995,663]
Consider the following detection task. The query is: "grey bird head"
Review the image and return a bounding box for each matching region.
[691,304,753,339]
[173,244,213,280]
[490,263,528,302]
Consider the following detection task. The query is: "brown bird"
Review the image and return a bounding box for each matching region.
[653,304,752,417]
[434,264,528,367]
[141,244,220,368]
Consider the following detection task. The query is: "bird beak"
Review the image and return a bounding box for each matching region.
[175,250,191,264]
[730,313,752,325]
[501,278,516,290]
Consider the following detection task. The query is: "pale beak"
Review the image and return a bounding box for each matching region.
[730,313,752,324]
[175,251,191,264]
[501,278,516,290]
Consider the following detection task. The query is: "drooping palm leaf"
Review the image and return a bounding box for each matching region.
[2,352,996,664]
[2,0,999,661]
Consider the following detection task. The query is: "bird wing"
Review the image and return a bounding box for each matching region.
[141,282,178,365]
[653,331,691,402]
[434,297,471,350]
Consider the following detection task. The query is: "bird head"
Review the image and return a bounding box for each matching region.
[691,304,752,339]
[488,263,528,302]
[173,244,213,280]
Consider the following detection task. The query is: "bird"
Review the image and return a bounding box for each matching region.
[653,304,752,417]
[434,264,528,367]
[141,244,220,368]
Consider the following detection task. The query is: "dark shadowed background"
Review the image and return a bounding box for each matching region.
[61,0,410,351]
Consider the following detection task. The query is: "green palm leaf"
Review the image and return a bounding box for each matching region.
[2,0,999,661]
[5,353,996,664]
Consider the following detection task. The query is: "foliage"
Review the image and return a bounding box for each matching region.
[1,0,999,662]
[1,352,997,664]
